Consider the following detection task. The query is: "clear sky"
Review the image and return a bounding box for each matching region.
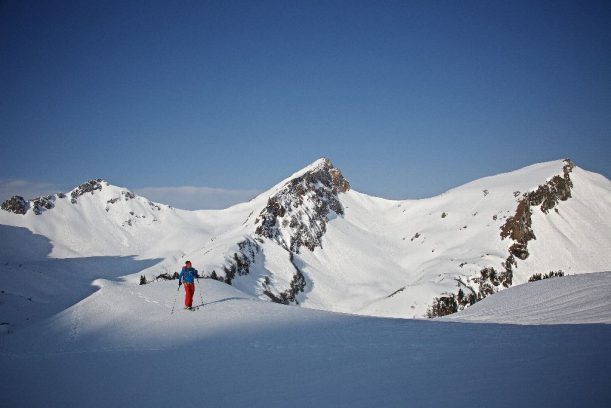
[1,0,610,209]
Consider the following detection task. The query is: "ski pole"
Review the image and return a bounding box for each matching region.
[170,283,181,315]
[197,277,205,308]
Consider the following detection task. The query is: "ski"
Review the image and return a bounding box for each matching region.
[183,304,204,311]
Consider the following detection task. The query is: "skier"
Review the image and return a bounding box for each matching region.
[178,260,198,310]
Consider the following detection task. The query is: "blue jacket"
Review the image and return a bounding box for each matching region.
[178,267,198,284]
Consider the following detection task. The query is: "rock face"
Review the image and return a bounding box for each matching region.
[31,195,56,215]
[500,159,574,269]
[71,179,105,203]
[221,238,261,285]
[255,158,350,253]
[1,196,29,215]
[262,253,307,304]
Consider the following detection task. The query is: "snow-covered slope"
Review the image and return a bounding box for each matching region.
[1,158,610,325]
[443,272,611,324]
[1,275,610,408]
[173,158,610,320]
[318,160,611,318]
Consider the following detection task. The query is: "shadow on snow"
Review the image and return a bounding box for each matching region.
[0,225,162,329]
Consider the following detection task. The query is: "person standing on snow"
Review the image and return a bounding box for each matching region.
[178,260,198,309]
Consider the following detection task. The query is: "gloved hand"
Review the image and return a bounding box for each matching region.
[178,281,182,288]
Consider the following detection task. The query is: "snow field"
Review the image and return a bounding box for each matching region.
[443,271,611,324]
[2,276,611,407]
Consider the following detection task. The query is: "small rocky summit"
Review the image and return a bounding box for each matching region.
[31,195,57,215]
[2,193,68,215]
[1,196,29,215]
[71,179,105,204]
[1,178,106,215]
[255,158,350,253]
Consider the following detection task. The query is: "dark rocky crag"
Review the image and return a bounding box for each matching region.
[1,196,29,215]
[255,158,350,253]
[2,193,64,215]
[221,238,261,285]
[71,179,105,204]
[31,195,57,215]
[500,159,574,272]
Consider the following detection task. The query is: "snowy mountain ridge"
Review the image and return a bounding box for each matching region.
[1,157,610,320]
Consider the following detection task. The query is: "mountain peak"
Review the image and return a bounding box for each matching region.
[304,157,333,172]
[0,178,140,216]
[289,157,350,193]
[254,158,350,252]
[306,157,350,193]
[4,178,111,215]
[69,178,108,204]
[275,157,350,193]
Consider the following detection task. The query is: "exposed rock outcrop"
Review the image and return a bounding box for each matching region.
[263,252,307,305]
[1,196,29,215]
[71,179,105,203]
[31,195,56,215]
[1,179,134,216]
[500,159,574,270]
[222,238,261,285]
[255,158,350,253]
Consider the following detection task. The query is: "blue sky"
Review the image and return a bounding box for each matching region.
[1,0,610,209]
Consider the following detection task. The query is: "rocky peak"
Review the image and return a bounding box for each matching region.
[70,179,106,203]
[1,178,108,215]
[1,196,29,215]
[255,158,350,253]
[299,158,350,193]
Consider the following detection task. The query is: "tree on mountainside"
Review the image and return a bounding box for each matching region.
[427,295,458,318]
[528,270,564,282]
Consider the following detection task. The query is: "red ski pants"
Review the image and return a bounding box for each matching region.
[183,283,195,307]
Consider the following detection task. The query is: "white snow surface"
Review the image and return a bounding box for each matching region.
[1,159,611,407]
[1,275,611,407]
[443,272,611,324]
